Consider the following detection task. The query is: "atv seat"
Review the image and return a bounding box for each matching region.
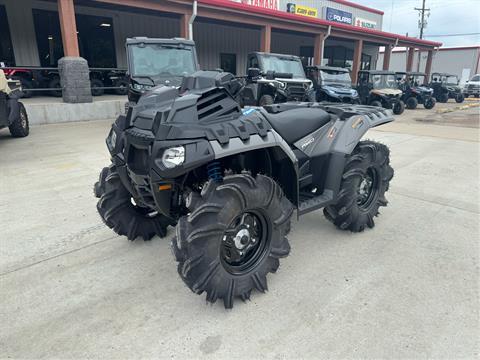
[263,108,331,144]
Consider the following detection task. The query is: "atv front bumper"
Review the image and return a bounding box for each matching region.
[106,117,215,219]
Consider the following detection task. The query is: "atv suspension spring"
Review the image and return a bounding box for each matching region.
[207,161,223,183]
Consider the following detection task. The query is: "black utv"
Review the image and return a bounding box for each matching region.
[0,70,29,137]
[356,70,405,115]
[430,72,464,103]
[94,70,395,309]
[240,52,315,106]
[395,72,436,109]
[126,37,199,104]
[306,65,359,103]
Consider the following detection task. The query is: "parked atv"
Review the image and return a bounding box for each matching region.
[94,70,394,308]
[125,37,199,104]
[430,72,464,103]
[240,52,315,106]
[306,65,359,103]
[395,71,436,109]
[0,70,29,137]
[356,70,405,115]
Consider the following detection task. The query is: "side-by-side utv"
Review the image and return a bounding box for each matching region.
[430,72,464,103]
[395,72,436,109]
[94,70,395,309]
[306,66,359,104]
[125,37,200,104]
[356,70,405,115]
[240,52,315,106]
[0,70,29,138]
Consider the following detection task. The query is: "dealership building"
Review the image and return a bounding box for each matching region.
[0,0,441,103]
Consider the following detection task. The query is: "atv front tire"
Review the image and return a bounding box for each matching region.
[172,174,293,308]
[393,100,405,115]
[455,93,464,103]
[424,97,436,109]
[323,141,393,232]
[405,97,418,109]
[370,100,382,108]
[9,103,29,137]
[96,166,173,240]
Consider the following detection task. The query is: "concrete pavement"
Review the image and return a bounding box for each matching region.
[0,114,479,358]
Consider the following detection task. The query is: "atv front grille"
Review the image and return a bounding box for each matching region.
[286,84,306,99]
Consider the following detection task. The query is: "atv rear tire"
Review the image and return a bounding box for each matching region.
[259,94,274,106]
[436,93,448,103]
[424,97,436,109]
[9,103,29,137]
[49,78,62,97]
[405,97,418,109]
[393,100,405,115]
[96,166,173,240]
[323,140,393,232]
[455,93,464,103]
[172,174,293,308]
[370,100,382,108]
[90,79,105,96]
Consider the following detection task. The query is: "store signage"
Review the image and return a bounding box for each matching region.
[324,7,353,25]
[237,0,279,10]
[286,3,318,18]
[355,17,377,29]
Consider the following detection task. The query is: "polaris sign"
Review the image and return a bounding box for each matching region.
[324,7,353,25]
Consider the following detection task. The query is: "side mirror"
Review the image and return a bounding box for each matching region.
[247,67,261,78]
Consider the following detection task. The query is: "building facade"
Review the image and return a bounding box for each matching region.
[0,0,441,103]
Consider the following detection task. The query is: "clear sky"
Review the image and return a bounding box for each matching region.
[359,0,480,47]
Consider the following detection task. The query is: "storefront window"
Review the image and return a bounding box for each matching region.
[32,9,116,68]
[0,5,16,66]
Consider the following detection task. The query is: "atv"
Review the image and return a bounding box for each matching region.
[125,37,199,104]
[240,52,315,106]
[306,65,359,103]
[430,72,464,103]
[0,70,29,137]
[356,70,405,115]
[94,70,394,308]
[395,71,436,109]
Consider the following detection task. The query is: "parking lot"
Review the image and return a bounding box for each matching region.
[1,105,479,358]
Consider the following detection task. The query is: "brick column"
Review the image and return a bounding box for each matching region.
[351,39,363,84]
[424,50,434,84]
[383,45,392,70]
[406,47,415,72]
[180,14,189,39]
[57,0,92,103]
[260,25,271,53]
[313,33,325,65]
[58,0,79,57]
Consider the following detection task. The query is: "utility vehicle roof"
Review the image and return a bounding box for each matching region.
[395,71,426,76]
[359,70,395,75]
[250,52,302,60]
[431,72,457,77]
[307,65,350,72]
[126,37,195,46]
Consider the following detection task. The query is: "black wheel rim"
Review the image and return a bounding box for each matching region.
[220,210,269,275]
[357,167,378,210]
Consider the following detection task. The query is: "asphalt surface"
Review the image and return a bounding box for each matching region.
[1,106,479,359]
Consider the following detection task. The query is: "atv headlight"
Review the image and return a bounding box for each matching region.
[162,146,185,168]
[109,130,117,149]
[133,83,143,90]
[352,90,358,96]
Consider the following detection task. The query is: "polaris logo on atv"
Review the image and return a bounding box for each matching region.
[301,137,315,149]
